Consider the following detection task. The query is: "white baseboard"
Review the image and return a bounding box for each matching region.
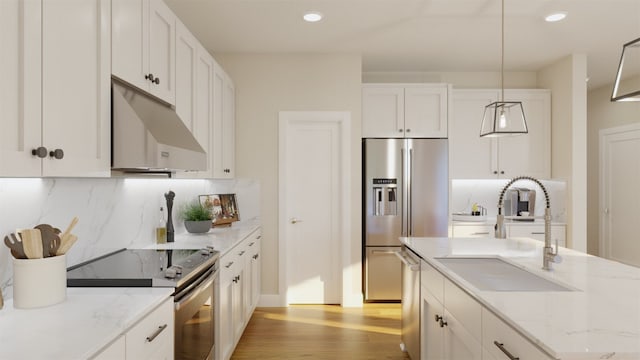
[257,294,284,307]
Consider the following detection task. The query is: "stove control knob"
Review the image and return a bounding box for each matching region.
[165,267,178,279]
[173,265,183,274]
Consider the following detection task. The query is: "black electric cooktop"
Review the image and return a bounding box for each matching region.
[66,248,218,289]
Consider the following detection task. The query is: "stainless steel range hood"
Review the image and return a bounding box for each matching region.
[111,79,207,173]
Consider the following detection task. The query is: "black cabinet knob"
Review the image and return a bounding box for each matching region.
[500,170,505,174]
[31,147,48,158]
[49,148,64,159]
[493,171,498,174]
[153,77,160,85]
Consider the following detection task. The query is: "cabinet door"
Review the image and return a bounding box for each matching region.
[112,0,148,92]
[450,90,499,178]
[499,90,551,179]
[148,0,175,104]
[404,86,448,138]
[443,308,482,360]
[42,0,111,177]
[221,75,236,177]
[218,256,236,360]
[247,231,262,312]
[421,286,444,360]
[212,64,235,178]
[175,19,197,131]
[232,265,245,343]
[362,86,405,138]
[0,0,42,176]
[193,45,215,177]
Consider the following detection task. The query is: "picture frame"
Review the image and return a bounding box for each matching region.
[199,193,240,227]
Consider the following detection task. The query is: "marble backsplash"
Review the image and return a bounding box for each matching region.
[451,179,567,221]
[0,177,260,299]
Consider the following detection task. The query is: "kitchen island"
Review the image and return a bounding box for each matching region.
[402,236,640,359]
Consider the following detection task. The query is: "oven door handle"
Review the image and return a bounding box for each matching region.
[174,267,219,311]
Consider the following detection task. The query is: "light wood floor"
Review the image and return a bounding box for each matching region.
[231,304,411,360]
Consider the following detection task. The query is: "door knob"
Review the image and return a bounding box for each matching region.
[290,218,303,224]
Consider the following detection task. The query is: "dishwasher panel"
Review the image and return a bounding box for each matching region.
[398,247,421,359]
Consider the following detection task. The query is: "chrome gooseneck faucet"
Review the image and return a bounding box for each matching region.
[495,176,561,270]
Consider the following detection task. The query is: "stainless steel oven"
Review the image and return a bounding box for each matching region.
[174,263,219,360]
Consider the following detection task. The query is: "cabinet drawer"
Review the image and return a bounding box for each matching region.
[421,260,444,304]
[508,224,566,247]
[444,278,481,342]
[452,224,493,238]
[125,297,174,360]
[482,308,553,360]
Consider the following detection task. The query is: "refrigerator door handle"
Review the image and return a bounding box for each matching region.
[401,147,406,236]
[408,147,413,236]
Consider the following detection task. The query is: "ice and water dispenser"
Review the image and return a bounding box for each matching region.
[373,178,397,216]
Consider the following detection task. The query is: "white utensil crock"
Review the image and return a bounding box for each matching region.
[12,255,66,309]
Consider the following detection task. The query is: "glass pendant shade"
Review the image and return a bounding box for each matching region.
[611,37,640,102]
[479,101,528,137]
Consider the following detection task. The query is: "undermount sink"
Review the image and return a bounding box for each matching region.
[435,257,575,292]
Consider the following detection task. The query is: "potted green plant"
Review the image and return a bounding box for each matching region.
[180,201,213,234]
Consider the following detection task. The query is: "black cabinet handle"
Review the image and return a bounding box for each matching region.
[494,341,519,360]
[435,315,442,323]
[32,147,47,158]
[49,149,64,159]
[434,314,447,327]
[145,73,160,85]
[253,254,259,260]
[500,170,505,174]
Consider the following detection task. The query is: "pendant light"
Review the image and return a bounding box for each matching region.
[480,0,528,137]
[611,37,640,102]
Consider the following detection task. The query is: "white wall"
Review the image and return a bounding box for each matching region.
[537,54,588,252]
[0,177,260,299]
[214,53,363,305]
[587,79,640,255]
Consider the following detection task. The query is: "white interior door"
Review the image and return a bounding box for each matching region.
[601,124,640,266]
[279,111,349,305]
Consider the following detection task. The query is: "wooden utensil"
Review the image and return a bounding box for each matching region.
[60,217,79,239]
[34,224,60,257]
[20,229,44,259]
[56,234,77,255]
[4,234,26,259]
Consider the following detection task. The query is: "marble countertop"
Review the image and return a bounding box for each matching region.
[133,219,261,256]
[402,236,640,360]
[0,287,173,359]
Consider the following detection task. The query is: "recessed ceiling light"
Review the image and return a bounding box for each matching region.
[545,11,567,22]
[303,11,323,23]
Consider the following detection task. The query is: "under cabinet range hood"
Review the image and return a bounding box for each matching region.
[111,80,207,173]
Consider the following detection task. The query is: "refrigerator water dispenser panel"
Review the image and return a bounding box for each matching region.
[373,178,397,216]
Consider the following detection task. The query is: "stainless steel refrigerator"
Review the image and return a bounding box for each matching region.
[363,138,448,301]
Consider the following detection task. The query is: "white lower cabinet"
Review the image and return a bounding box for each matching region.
[420,259,554,360]
[450,224,493,238]
[508,224,566,247]
[91,297,173,360]
[420,260,482,360]
[217,228,262,360]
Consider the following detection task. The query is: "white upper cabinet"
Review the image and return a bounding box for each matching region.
[362,84,448,138]
[450,89,550,179]
[212,63,236,178]
[112,0,176,105]
[175,19,197,131]
[192,43,215,178]
[1,0,111,177]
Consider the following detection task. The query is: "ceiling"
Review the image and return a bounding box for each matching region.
[165,0,640,90]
